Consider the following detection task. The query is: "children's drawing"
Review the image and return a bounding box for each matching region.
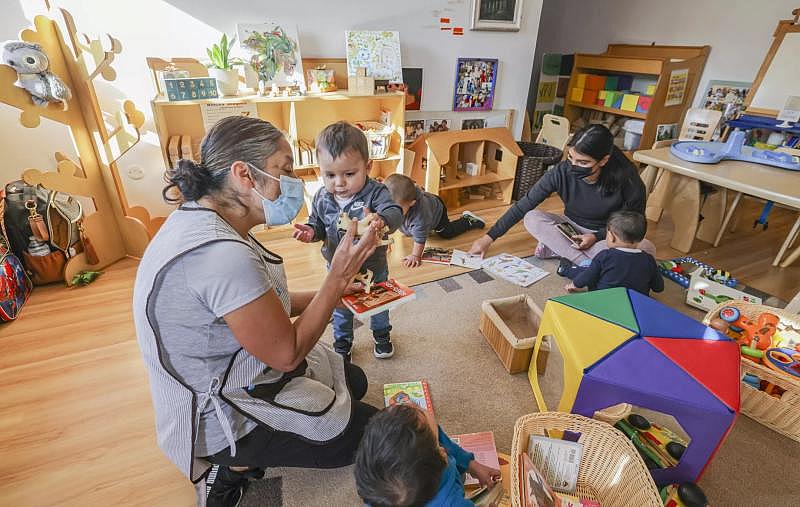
[345,31,402,83]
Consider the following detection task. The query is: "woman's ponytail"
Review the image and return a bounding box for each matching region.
[162,158,216,204]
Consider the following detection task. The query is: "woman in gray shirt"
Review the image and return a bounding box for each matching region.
[133,116,380,507]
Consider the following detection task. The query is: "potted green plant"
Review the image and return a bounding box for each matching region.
[206,33,244,96]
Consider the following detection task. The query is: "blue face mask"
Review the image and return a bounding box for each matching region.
[247,163,305,226]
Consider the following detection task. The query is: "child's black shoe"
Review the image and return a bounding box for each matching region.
[374,340,394,359]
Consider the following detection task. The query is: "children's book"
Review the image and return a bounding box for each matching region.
[554,493,601,507]
[467,483,505,507]
[520,452,558,507]
[452,431,501,486]
[482,254,549,287]
[555,223,581,246]
[527,436,583,493]
[421,247,453,264]
[383,380,434,417]
[341,279,415,320]
[451,249,484,269]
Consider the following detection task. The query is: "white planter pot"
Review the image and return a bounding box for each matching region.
[208,68,239,96]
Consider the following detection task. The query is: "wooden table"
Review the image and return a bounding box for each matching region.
[634,147,800,266]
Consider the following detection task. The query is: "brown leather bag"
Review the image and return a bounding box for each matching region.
[22,250,66,285]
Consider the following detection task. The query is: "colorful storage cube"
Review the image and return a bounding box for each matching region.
[571,87,585,102]
[646,84,657,96]
[597,90,608,106]
[604,76,619,91]
[582,89,599,105]
[612,92,624,109]
[585,75,606,91]
[621,93,640,112]
[604,91,622,108]
[576,73,589,89]
[616,75,633,91]
[636,95,654,113]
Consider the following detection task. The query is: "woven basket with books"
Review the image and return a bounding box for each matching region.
[702,301,800,442]
[510,412,661,507]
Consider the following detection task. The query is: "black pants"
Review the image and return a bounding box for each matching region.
[206,361,378,469]
[433,198,473,239]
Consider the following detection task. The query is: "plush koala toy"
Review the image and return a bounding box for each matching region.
[2,40,72,110]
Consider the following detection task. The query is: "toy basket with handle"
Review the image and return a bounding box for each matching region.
[510,412,662,507]
[702,301,800,442]
[511,142,562,200]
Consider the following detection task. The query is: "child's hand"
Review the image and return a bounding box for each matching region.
[468,460,501,489]
[364,208,385,231]
[565,281,578,293]
[402,254,421,268]
[293,224,315,242]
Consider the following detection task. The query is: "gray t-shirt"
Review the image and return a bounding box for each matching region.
[400,187,445,244]
[151,236,288,457]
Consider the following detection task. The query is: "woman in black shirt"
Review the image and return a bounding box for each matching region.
[469,124,656,266]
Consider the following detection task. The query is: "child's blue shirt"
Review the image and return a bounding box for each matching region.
[427,427,475,507]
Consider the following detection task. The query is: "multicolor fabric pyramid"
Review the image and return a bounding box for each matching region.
[528,287,740,485]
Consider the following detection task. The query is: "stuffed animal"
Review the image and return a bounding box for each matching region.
[2,40,71,110]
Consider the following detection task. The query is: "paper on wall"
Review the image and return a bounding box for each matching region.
[201,102,259,133]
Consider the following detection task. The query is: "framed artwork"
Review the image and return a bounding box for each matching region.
[461,118,486,130]
[453,58,498,112]
[237,22,306,91]
[402,68,423,111]
[405,120,425,143]
[345,31,402,82]
[699,80,751,140]
[656,123,678,142]
[470,0,523,31]
[426,119,450,132]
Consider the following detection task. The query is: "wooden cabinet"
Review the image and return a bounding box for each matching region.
[421,128,522,214]
[564,44,710,152]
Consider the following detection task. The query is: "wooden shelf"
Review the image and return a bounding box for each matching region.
[440,172,513,191]
[152,90,405,106]
[574,55,663,76]
[565,101,647,120]
[450,196,507,215]
[293,152,401,172]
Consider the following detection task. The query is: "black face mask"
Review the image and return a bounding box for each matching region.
[569,162,597,179]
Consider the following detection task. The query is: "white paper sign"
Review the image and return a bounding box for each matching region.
[201,102,259,132]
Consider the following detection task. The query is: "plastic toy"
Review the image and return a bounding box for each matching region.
[355,269,374,294]
[671,130,800,172]
[718,306,779,350]
[530,288,740,485]
[660,483,708,507]
[615,414,687,470]
[762,348,800,378]
[658,257,737,288]
[692,289,733,306]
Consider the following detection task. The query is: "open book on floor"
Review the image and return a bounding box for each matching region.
[421,247,484,269]
[383,380,434,418]
[482,254,549,287]
[341,279,416,320]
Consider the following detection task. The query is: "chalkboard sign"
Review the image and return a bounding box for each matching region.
[165,77,219,101]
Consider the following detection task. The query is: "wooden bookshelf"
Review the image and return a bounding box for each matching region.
[564,44,710,151]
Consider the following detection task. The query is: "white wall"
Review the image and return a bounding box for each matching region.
[1,0,543,215]
[530,0,797,109]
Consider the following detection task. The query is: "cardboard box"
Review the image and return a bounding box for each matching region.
[621,93,640,111]
[585,75,606,91]
[686,270,762,311]
[636,95,654,113]
[571,87,585,102]
[582,89,599,105]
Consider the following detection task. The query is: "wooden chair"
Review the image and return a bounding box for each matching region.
[535,114,570,151]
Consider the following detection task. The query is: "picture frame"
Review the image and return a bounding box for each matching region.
[470,0,523,32]
[453,58,498,112]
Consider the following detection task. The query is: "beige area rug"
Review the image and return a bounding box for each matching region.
[242,259,799,507]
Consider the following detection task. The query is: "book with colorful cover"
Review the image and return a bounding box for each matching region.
[451,249,484,269]
[341,279,416,320]
[527,436,583,494]
[421,247,453,264]
[482,254,549,287]
[452,431,501,486]
[383,380,434,418]
[554,493,601,507]
[520,452,558,507]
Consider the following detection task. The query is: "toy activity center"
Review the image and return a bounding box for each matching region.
[1,1,799,506]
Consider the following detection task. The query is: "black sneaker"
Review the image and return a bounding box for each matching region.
[374,340,394,359]
[206,465,262,507]
[556,258,574,278]
[462,211,486,229]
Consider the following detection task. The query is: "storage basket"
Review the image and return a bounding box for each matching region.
[356,121,392,160]
[511,412,662,507]
[480,295,548,374]
[511,142,562,200]
[703,301,800,442]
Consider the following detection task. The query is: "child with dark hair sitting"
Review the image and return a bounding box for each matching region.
[562,210,664,296]
[354,404,500,507]
[383,173,485,268]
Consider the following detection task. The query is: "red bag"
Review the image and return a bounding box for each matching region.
[0,191,33,321]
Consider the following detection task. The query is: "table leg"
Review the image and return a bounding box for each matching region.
[697,187,726,244]
[713,191,742,247]
[664,174,700,253]
[646,170,673,223]
[777,214,800,267]
[640,164,660,194]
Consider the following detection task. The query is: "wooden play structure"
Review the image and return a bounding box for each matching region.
[0,4,157,282]
[564,44,710,152]
[419,127,522,214]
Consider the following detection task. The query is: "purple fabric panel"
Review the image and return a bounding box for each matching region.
[627,289,729,341]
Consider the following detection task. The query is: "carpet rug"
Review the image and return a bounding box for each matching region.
[242,258,798,507]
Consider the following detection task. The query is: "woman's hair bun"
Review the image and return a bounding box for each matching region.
[162,158,215,203]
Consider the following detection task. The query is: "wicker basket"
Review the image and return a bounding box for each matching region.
[511,412,662,507]
[356,121,392,160]
[703,301,800,442]
[480,295,549,374]
[511,142,562,200]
